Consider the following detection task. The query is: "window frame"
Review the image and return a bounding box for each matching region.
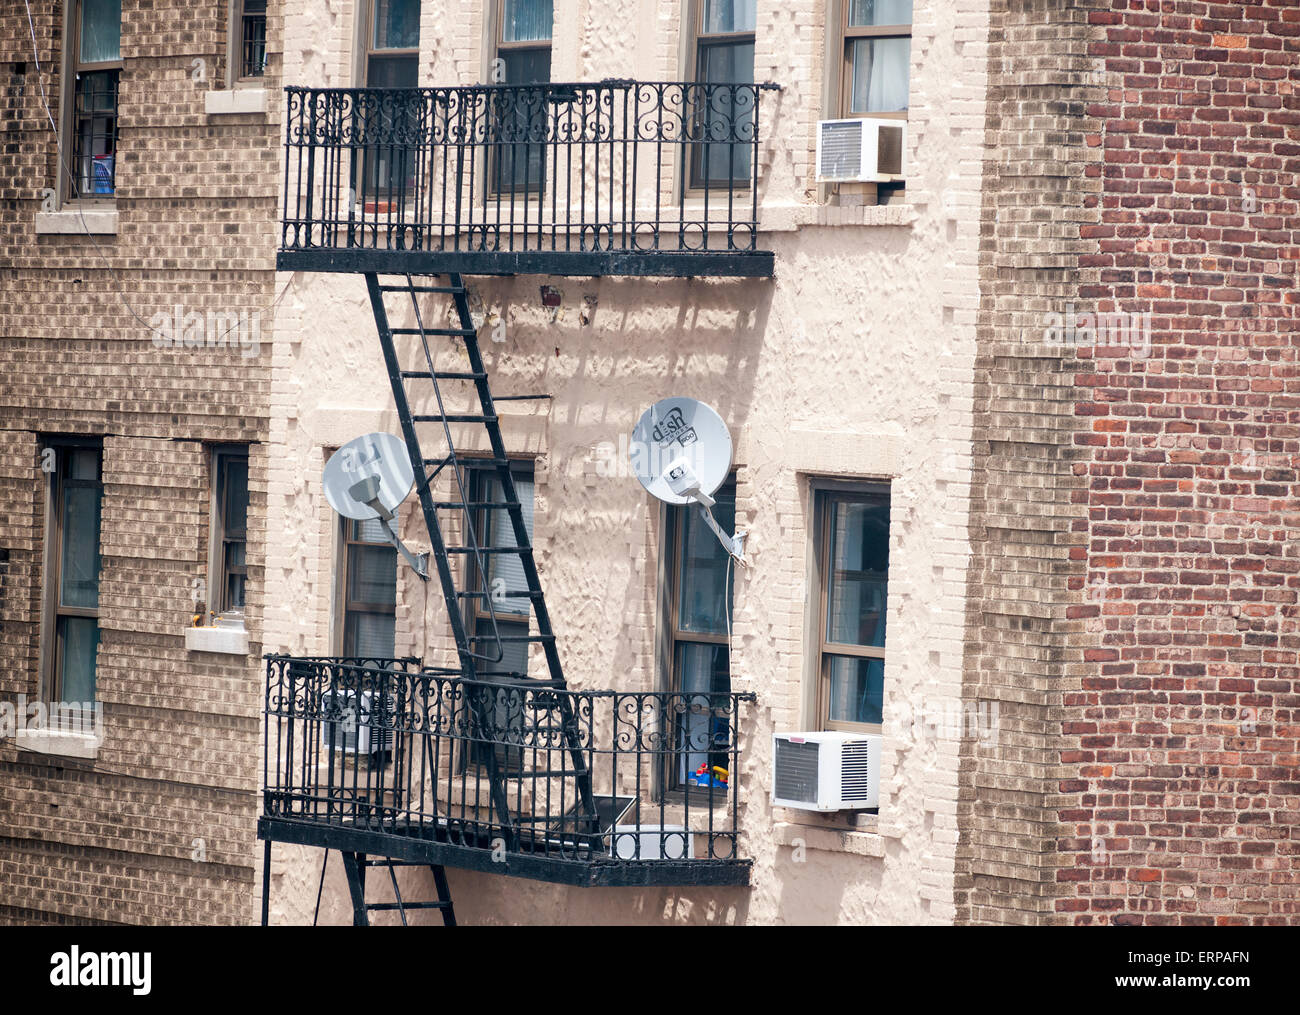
[687,0,757,191]
[229,0,268,84]
[811,480,891,735]
[61,0,123,203]
[39,438,104,707]
[359,0,420,86]
[663,478,737,794]
[337,516,398,658]
[837,0,912,121]
[208,446,250,622]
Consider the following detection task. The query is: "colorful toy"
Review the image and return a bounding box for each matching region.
[689,763,730,788]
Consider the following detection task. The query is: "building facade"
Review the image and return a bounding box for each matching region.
[2,0,1296,926]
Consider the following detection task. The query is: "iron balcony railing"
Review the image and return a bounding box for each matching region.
[279,81,779,274]
[261,656,754,879]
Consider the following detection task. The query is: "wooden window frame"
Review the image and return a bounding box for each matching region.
[61,0,123,203]
[359,0,420,86]
[837,1,911,121]
[812,480,891,735]
[40,438,104,706]
[209,446,249,621]
[228,0,268,83]
[663,479,737,794]
[687,0,756,191]
[337,516,398,658]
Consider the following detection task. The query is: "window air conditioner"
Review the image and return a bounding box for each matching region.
[772,731,881,811]
[815,117,906,183]
[321,688,394,755]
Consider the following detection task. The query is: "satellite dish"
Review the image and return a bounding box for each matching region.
[323,433,414,521]
[629,398,745,563]
[322,433,428,580]
[630,397,733,507]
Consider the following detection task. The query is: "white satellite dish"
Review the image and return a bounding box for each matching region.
[322,432,428,579]
[630,398,745,563]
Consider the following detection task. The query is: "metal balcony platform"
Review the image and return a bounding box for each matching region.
[278,81,779,280]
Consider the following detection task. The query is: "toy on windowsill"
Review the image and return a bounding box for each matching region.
[689,763,729,788]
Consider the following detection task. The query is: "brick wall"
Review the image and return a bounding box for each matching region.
[1059,0,1300,925]
[0,2,278,925]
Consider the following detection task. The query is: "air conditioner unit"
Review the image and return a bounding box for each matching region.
[321,689,394,755]
[610,824,695,861]
[816,117,906,183]
[772,732,881,811]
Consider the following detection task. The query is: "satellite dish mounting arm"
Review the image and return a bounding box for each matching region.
[663,459,747,565]
[349,477,430,581]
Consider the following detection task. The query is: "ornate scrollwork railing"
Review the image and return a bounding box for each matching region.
[280,80,778,261]
[262,655,754,866]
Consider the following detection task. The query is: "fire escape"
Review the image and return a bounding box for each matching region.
[260,80,776,924]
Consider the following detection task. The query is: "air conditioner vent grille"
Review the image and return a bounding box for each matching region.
[819,121,863,180]
[841,739,872,801]
[774,738,820,802]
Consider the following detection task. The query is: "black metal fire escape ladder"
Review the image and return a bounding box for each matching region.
[364,271,600,850]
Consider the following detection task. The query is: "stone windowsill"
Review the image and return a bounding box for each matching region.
[35,206,118,235]
[185,624,250,655]
[16,728,100,760]
[205,87,268,116]
[772,812,899,857]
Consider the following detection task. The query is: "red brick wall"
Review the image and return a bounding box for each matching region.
[1060,0,1300,924]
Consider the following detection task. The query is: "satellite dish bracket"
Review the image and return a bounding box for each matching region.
[696,501,746,565]
[379,516,430,581]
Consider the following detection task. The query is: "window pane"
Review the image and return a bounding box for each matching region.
[345,610,396,658]
[825,496,889,647]
[676,489,734,635]
[474,617,529,677]
[349,544,397,606]
[694,43,754,183]
[68,448,100,481]
[373,0,420,50]
[703,0,756,34]
[222,457,249,534]
[73,70,118,196]
[675,641,731,786]
[849,36,911,113]
[58,616,100,703]
[482,472,534,617]
[80,0,121,63]
[502,0,553,43]
[351,517,390,543]
[60,483,102,610]
[365,53,419,88]
[224,542,247,611]
[827,655,884,726]
[500,46,550,86]
[848,0,913,26]
[240,0,268,77]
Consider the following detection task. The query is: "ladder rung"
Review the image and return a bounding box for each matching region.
[423,457,509,468]
[378,284,463,294]
[469,634,555,643]
[446,546,532,555]
[401,370,487,381]
[365,901,453,911]
[390,327,476,337]
[492,394,552,401]
[433,501,521,510]
[456,589,541,599]
[412,414,497,424]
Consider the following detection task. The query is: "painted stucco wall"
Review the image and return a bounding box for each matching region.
[260,0,990,925]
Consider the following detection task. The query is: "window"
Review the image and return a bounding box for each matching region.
[235,0,268,80]
[64,0,122,199]
[689,0,755,188]
[665,482,735,792]
[210,448,249,619]
[814,484,890,733]
[461,461,534,770]
[339,518,397,658]
[490,0,553,192]
[358,0,420,199]
[839,0,912,117]
[42,442,103,706]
